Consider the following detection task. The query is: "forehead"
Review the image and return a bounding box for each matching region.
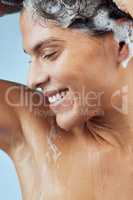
[20,10,63,51]
[20,9,98,54]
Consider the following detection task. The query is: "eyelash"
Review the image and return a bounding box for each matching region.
[41,51,57,60]
[28,50,59,64]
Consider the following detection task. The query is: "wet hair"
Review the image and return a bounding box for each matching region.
[23,0,133,36]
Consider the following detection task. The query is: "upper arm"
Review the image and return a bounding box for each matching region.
[0,80,23,152]
[127,0,133,17]
[0,79,51,153]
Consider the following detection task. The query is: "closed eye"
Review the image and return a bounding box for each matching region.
[41,51,58,61]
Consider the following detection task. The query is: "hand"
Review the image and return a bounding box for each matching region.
[113,0,133,17]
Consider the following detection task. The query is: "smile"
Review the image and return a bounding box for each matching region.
[44,88,69,105]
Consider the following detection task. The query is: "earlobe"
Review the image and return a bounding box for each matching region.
[118,41,129,63]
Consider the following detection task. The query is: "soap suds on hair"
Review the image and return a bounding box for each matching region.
[94,9,133,68]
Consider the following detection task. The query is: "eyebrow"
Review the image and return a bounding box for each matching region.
[24,37,65,55]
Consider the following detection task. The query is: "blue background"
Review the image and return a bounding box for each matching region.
[0,13,29,200]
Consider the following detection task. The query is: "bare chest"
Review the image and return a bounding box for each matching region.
[12,128,133,200]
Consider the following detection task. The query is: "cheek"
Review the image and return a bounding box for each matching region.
[52,44,116,92]
[51,50,86,87]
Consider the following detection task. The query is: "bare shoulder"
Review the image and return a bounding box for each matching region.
[0,79,52,153]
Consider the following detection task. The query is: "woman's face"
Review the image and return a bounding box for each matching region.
[20,10,120,131]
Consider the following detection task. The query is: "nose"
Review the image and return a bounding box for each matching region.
[27,60,50,89]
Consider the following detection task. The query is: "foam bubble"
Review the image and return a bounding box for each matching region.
[94,9,133,68]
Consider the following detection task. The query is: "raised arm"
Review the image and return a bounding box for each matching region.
[0,80,23,153]
[113,0,133,17]
[0,79,50,154]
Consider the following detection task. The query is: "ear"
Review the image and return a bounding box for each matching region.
[117,41,129,63]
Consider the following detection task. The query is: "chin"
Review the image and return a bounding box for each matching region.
[56,113,80,131]
[55,105,87,131]
[56,104,101,131]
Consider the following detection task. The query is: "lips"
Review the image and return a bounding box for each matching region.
[43,87,73,112]
[43,88,69,104]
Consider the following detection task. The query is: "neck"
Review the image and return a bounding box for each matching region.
[70,60,133,150]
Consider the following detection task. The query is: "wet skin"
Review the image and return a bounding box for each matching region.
[0,9,133,200]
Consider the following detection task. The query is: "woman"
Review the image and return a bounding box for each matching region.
[0,0,133,199]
